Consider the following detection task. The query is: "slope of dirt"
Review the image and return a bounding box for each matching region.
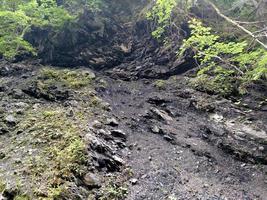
[98,73,267,200]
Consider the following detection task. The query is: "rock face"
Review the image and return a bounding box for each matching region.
[25,1,147,68]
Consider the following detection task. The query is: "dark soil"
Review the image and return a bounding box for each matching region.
[98,73,267,200]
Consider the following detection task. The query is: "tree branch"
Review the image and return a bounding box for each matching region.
[204,0,267,50]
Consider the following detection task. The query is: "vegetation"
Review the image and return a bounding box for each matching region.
[0,0,102,60]
[147,0,267,96]
[180,19,267,96]
[153,80,167,90]
[146,0,177,39]
[39,68,95,89]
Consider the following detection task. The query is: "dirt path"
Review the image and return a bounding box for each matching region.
[99,76,267,200]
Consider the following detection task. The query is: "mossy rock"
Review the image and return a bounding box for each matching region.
[153,80,167,90]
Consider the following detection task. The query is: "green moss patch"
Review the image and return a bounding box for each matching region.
[39,68,95,89]
[153,80,167,90]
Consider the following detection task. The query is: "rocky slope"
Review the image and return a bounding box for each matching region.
[0,58,266,200]
[0,1,267,199]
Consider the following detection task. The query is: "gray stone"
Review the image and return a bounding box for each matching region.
[0,152,5,159]
[151,125,160,134]
[83,173,101,188]
[106,117,119,127]
[150,107,173,122]
[111,129,127,141]
[5,115,16,125]
[112,155,125,165]
[92,120,102,129]
[163,134,174,142]
[130,178,138,185]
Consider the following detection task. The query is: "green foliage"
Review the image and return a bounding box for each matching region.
[62,0,103,13]
[0,0,85,60]
[147,0,177,39]
[146,0,196,39]
[180,18,267,96]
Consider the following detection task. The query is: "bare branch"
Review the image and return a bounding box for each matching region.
[204,0,267,50]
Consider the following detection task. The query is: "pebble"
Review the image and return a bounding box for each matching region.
[0,152,6,159]
[258,146,264,151]
[130,178,138,185]
[5,115,16,125]
[163,134,173,142]
[151,125,160,134]
[83,173,101,188]
[92,120,102,129]
[106,117,119,127]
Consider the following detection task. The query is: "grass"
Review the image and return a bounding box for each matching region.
[12,105,89,198]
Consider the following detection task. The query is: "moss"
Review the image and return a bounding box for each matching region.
[99,183,128,200]
[42,110,58,118]
[190,74,236,97]
[0,179,6,192]
[153,80,166,90]
[46,185,66,200]
[13,105,89,199]
[14,195,30,200]
[40,68,94,89]
[1,67,107,199]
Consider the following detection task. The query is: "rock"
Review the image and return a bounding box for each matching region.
[23,81,69,101]
[102,102,112,111]
[111,129,127,141]
[106,117,119,127]
[11,89,24,99]
[2,184,19,199]
[83,173,101,188]
[5,115,16,125]
[147,96,171,106]
[112,155,125,165]
[92,120,102,129]
[90,138,113,154]
[94,154,122,172]
[97,129,113,140]
[0,127,8,135]
[151,125,160,134]
[163,134,174,142]
[258,146,265,151]
[0,85,7,92]
[0,152,5,159]
[14,102,29,109]
[150,108,173,122]
[130,178,138,185]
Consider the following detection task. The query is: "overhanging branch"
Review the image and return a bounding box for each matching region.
[204,0,267,50]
